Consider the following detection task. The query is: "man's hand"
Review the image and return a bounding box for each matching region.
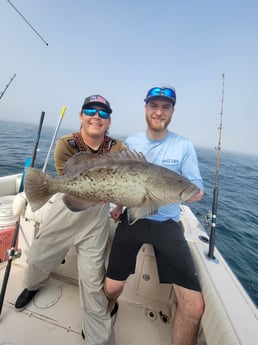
[110,205,123,222]
[12,192,27,216]
[187,190,204,203]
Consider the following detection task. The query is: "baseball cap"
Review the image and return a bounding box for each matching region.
[144,85,176,105]
[81,95,112,114]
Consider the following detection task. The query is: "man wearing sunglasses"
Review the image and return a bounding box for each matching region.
[105,86,204,345]
[15,94,126,345]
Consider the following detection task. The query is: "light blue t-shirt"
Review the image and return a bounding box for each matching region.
[126,131,203,222]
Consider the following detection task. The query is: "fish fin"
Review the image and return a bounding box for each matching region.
[24,168,54,212]
[63,150,147,177]
[63,195,97,212]
[127,206,158,225]
[146,182,165,202]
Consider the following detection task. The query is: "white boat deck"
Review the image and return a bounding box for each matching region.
[1,244,175,345]
[0,264,83,344]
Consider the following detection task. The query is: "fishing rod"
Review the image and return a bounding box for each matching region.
[42,106,66,172]
[6,0,48,46]
[19,112,46,192]
[0,110,45,316]
[0,74,16,100]
[207,73,225,260]
[0,106,66,315]
[30,112,46,169]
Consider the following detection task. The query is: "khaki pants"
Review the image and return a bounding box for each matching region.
[24,193,114,345]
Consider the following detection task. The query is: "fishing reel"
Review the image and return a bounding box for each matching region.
[6,247,22,260]
[195,210,212,228]
[203,210,212,227]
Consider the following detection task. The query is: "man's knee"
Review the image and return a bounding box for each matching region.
[190,293,204,319]
[104,277,125,299]
[174,285,205,319]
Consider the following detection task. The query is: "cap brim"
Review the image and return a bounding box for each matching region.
[144,95,175,105]
[83,101,112,114]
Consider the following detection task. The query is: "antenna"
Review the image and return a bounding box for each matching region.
[0,73,16,100]
[207,73,225,260]
[6,0,48,46]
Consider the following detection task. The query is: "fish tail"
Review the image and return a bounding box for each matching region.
[24,167,55,212]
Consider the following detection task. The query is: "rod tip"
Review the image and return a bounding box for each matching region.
[60,106,67,117]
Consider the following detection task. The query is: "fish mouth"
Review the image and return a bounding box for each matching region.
[180,186,200,201]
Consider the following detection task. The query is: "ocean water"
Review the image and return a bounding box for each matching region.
[0,120,257,307]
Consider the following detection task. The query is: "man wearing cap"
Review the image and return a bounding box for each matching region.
[15,94,126,345]
[104,85,204,345]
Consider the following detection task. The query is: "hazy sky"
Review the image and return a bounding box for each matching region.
[0,0,257,156]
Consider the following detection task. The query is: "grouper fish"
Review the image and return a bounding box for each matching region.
[24,150,200,224]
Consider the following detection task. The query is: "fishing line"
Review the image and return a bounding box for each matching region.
[6,0,49,46]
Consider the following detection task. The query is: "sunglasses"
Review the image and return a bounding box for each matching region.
[83,108,110,119]
[146,87,176,102]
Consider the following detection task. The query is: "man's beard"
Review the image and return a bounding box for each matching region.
[146,116,171,131]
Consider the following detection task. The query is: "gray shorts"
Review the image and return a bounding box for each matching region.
[106,210,201,291]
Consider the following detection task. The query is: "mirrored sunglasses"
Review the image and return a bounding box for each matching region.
[147,87,176,100]
[83,108,110,119]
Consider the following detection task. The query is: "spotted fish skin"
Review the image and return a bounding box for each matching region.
[24,150,200,224]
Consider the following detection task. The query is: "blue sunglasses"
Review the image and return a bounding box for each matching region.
[83,108,110,119]
[145,87,176,104]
